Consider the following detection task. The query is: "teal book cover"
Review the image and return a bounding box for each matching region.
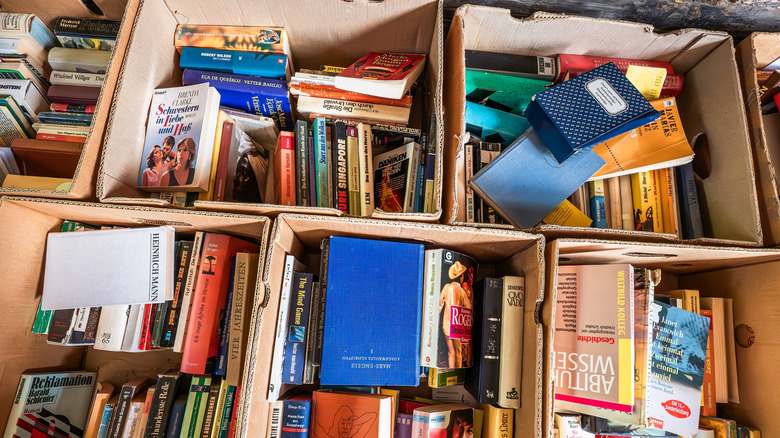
[320,236,424,386]
[465,101,530,147]
[179,47,287,79]
[465,70,550,115]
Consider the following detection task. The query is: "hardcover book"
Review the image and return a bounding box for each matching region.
[53,17,120,51]
[312,391,393,438]
[497,276,524,409]
[525,62,660,164]
[465,50,556,81]
[180,376,212,438]
[145,371,190,438]
[335,52,426,99]
[645,301,709,437]
[465,278,503,404]
[0,78,48,123]
[174,25,290,56]
[273,131,296,205]
[554,264,635,412]
[421,248,478,369]
[372,141,420,213]
[465,70,550,115]
[468,128,606,229]
[332,121,349,213]
[182,68,292,129]
[226,252,260,386]
[282,272,314,385]
[138,82,220,191]
[179,47,287,79]
[47,84,100,105]
[48,47,111,74]
[42,226,176,310]
[411,404,474,438]
[320,237,424,386]
[3,371,97,438]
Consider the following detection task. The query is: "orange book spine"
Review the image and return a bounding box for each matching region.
[656,169,675,234]
[181,233,259,374]
[273,131,296,206]
[701,310,717,416]
[290,81,413,107]
[36,132,87,143]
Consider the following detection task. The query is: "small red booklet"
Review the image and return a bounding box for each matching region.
[335,52,425,100]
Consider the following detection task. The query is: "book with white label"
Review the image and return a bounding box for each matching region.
[41,226,176,310]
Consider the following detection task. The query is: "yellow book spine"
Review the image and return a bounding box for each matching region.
[478,404,513,438]
[649,170,664,232]
[543,199,592,227]
[630,172,656,232]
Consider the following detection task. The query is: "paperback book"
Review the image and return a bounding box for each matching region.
[335,52,425,100]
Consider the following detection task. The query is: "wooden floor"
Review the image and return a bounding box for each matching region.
[443,0,780,40]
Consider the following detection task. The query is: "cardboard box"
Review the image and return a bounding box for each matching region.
[0,196,270,430]
[736,33,780,246]
[444,6,762,246]
[241,213,545,438]
[542,239,780,437]
[0,0,138,200]
[97,0,443,222]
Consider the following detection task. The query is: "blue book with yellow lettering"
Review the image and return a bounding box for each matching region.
[179,47,287,79]
[182,68,292,129]
[282,272,314,385]
[320,236,424,386]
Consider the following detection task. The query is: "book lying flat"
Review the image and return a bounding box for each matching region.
[41,226,176,310]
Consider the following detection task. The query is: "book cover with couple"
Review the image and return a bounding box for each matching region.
[138,82,220,192]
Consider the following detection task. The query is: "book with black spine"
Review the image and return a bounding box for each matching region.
[465,277,503,404]
[144,371,191,438]
[332,121,349,214]
[464,50,556,81]
[295,120,310,206]
[106,378,152,438]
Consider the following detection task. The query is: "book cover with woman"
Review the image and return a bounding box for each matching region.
[138,82,220,192]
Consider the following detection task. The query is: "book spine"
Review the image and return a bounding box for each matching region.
[556,54,673,82]
[296,96,410,125]
[587,180,607,228]
[31,300,53,334]
[618,175,634,231]
[424,146,436,214]
[4,375,30,438]
[676,163,704,239]
[226,253,259,387]
[212,383,228,437]
[295,120,309,206]
[50,70,105,87]
[145,375,177,438]
[346,126,361,215]
[107,386,134,438]
[307,133,317,207]
[175,25,286,54]
[215,260,237,377]
[472,143,483,222]
[357,123,374,216]
[478,278,503,403]
[314,118,328,207]
[289,81,413,107]
[213,121,235,202]
[149,302,167,348]
[332,121,348,213]
[159,241,193,348]
[164,398,188,438]
[179,48,286,79]
[415,136,427,212]
[420,250,442,368]
[36,132,87,142]
[50,102,96,114]
[97,403,115,438]
[138,304,154,350]
[268,255,297,402]
[199,380,221,438]
[227,389,241,438]
[325,124,334,208]
[700,310,717,416]
[605,177,622,230]
[273,131,296,206]
[54,17,120,38]
[649,170,665,233]
[282,273,314,385]
[303,282,322,384]
[173,234,203,353]
[313,239,330,371]
[498,276,524,409]
[630,171,656,232]
[279,399,311,438]
[465,143,475,222]
[47,308,76,344]
[181,377,211,438]
[217,386,237,438]
[266,401,283,438]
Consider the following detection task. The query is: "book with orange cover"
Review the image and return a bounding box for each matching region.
[83,382,115,438]
[290,81,412,107]
[590,98,692,180]
[273,131,296,205]
[180,233,259,374]
[312,391,394,438]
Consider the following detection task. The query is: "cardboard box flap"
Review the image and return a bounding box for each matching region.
[455,6,728,74]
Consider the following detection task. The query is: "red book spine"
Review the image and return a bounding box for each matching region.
[139,304,153,350]
[273,131,296,206]
[213,121,234,202]
[228,387,241,438]
[50,103,96,114]
[557,54,674,82]
[180,234,259,374]
[36,133,87,143]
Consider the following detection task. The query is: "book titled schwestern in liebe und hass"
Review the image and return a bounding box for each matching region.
[138,82,220,192]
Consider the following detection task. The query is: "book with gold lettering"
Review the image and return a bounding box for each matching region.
[554,264,635,412]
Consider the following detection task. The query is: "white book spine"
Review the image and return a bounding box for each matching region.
[50,70,105,87]
[404,143,420,213]
[420,250,441,367]
[173,231,204,352]
[2,374,31,438]
[358,124,374,216]
[267,254,297,402]
[94,305,131,351]
[120,304,144,353]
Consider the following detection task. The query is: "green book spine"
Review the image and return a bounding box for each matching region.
[181,375,212,438]
[217,386,237,438]
[32,300,53,334]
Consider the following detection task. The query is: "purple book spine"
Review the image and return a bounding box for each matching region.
[396,413,413,438]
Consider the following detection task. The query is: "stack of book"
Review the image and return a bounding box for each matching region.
[290,51,423,126]
[550,264,753,438]
[464,52,696,233]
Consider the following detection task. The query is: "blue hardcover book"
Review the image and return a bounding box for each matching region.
[182,68,292,129]
[96,402,114,438]
[525,62,660,164]
[215,258,237,376]
[675,163,704,239]
[320,236,424,386]
[465,101,531,147]
[164,395,187,438]
[465,70,550,115]
[313,117,329,207]
[280,396,312,438]
[468,128,606,229]
[179,47,287,79]
[282,272,314,385]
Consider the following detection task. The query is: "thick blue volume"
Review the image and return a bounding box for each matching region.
[525,62,660,164]
[182,68,292,130]
[320,236,424,386]
[280,398,312,438]
[179,47,287,79]
[164,399,187,438]
[469,128,606,229]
